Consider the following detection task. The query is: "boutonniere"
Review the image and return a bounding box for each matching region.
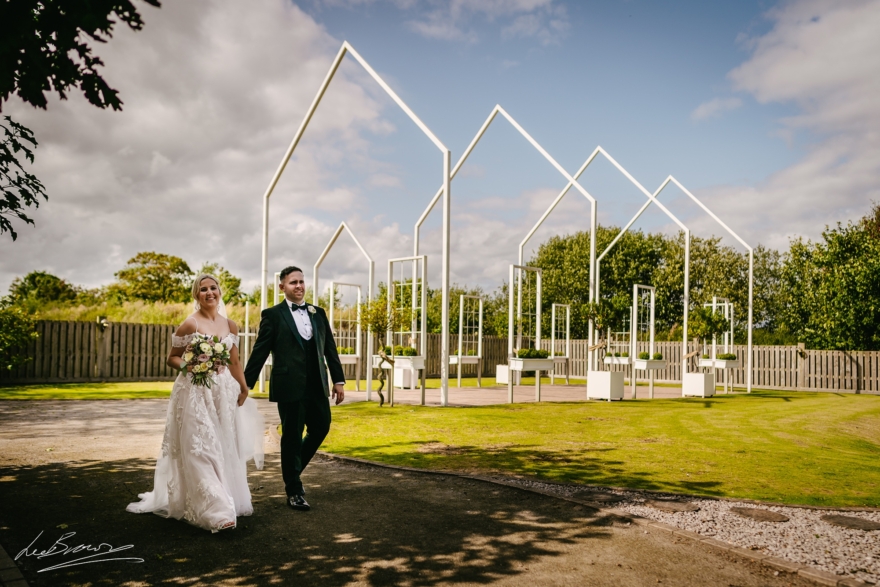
[308,305,316,314]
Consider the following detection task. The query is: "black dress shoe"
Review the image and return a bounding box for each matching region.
[287,494,310,511]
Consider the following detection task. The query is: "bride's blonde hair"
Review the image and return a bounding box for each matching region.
[191,274,222,310]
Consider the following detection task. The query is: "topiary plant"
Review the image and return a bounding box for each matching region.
[638,351,650,360]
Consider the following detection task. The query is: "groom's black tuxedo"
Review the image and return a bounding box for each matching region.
[244,300,345,497]
[244,301,345,401]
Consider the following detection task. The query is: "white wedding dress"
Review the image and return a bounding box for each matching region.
[126,332,265,532]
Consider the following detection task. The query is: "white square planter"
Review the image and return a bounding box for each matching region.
[338,355,358,365]
[698,358,741,369]
[587,371,624,400]
[509,358,556,372]
[394,368,414,388]
[603,356,630,366]
[633,359,666,371]
[496,365,509,384]
[372,355,425,370]
[449,355,480,365]
[683,372,716,397]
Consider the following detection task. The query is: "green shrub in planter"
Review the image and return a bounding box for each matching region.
[718,353,737,360]
[612,352,620,357]
[621,352,629,358]
[516,348,550,359]
[701,354,710,359]
[466,349,477,356]
[638,351,650,360]
[337,346,354,355]
[652,352,663,360]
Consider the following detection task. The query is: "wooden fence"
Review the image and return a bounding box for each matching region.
[2,321,879,393]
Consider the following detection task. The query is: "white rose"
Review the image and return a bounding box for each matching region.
[205,349,213,357]
[213,343,224,353]
[199,342,211,353]
[183,352,194,362]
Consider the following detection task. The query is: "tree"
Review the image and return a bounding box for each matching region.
[197,263,244,304]
[8,270,77,304]
[114,251,192,303]
[778,204,880,350]
[0,117,46,240]
[0,0,161,241]
[0,299,39,370]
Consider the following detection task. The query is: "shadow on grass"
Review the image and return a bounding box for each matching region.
[0,455,615,587]
[333,440,724,497]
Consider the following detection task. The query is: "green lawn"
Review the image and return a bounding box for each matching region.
[323,391,880,507]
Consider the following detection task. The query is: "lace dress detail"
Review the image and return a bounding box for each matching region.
[127,331,262,533]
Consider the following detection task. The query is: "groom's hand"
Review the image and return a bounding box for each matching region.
[332,383,345,405]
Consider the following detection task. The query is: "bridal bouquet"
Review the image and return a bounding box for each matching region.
[181,334,231,388]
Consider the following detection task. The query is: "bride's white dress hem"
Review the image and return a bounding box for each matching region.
[126,332,264,533]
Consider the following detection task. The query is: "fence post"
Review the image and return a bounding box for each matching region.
[797,342,806,391]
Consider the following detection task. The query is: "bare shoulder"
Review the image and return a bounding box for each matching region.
[227,318,239,335]
[174,316,197,337]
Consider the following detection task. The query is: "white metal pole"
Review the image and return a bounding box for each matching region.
[508,264,514,403]
[440,151,451,407]
[747,250,754,393]
[682,230,691,388]
[366,260,373,401]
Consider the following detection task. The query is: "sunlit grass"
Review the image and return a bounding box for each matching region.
[323,390,880,507]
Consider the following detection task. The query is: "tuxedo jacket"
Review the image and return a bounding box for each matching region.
[243,301,345,402]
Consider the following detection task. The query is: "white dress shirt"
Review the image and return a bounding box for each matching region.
[288,302,313,340]
[288,301,344,387]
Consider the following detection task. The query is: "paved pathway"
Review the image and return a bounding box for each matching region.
[0,400,815,587]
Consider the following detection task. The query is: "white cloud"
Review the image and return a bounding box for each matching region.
[690,97,742,121]
[405,0,566,45]
[684,0,880,249]
[1,0,395,292]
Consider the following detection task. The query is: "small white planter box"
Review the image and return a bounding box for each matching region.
[698,358,741,369]
[509,358,556,372]
[603,356,631,366]
[587,371,624,400]
[338,355,358,365]
[371,355,425,371]
[633,359,666,371]
[683,372,716,397]
[496,364,509,384]
[449,355,480,365]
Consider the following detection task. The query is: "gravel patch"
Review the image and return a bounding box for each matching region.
[487,476,880,585]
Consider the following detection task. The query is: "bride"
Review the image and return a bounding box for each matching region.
[127,273,264,532]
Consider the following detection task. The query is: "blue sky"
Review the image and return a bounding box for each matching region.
[3,0,879,297]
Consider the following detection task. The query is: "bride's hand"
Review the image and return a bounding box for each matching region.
[237,387,249,407]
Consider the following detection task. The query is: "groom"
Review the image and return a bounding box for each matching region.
[244,265,345,511]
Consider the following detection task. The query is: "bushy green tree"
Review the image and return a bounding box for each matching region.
[0,299,39,370]
[8,270,77,303]
[0,0,161,241]
[114,251,192,303]
[778,204,880,350]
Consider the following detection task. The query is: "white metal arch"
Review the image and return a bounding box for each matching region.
[652,175,754,393]
[312,221,376,399]
[412,105,599,403]
[256,42,452,398]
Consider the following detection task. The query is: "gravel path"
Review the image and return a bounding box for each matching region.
[488,477,880,585]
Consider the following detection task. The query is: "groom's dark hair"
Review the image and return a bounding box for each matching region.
[279,266,303,283]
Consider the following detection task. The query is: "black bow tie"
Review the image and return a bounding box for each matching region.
[291,303,308,312]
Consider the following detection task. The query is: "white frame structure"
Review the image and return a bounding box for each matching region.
[507,265,555,403]
[327,281,362,390]
[413,105,598,404]
[630,284,665,399]
[698,296,739,393]
[652,176,754,393]
[550,303,571,385]
[312,221,375,398]
[450,294,484,388]
[256,41,452,399]
[374,255,428,405]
